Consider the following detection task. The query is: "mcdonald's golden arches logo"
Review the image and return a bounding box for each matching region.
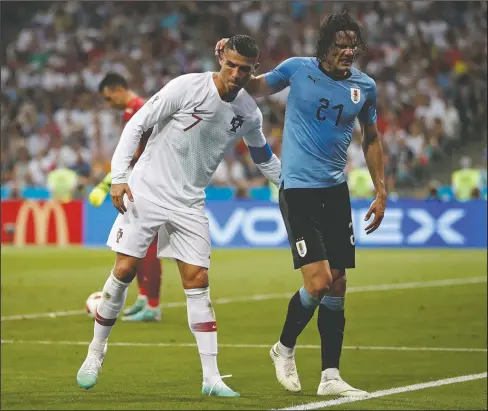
[14,200,69,246]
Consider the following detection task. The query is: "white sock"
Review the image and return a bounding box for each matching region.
[323,368,340,380]
[277,341,295,357]
[93,272,130,345]
[185,287,220,383]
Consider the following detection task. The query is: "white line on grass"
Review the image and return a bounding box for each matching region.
[2,276,486,321]
[0,339,486,353]
[274,372,488,410]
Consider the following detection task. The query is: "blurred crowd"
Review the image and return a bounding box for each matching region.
[1,1,487,199]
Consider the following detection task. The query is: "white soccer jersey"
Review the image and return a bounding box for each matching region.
[111,72,270,212]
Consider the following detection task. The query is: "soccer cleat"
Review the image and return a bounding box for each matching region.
[122,305,161,322]
[77,342,107,390]
[269,343,301,392]
[202,375,240,397]
[122,296,148,316]
[317,368,369,397]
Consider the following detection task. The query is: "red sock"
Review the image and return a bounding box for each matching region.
[136,268,147,297]
[140,238,162,307]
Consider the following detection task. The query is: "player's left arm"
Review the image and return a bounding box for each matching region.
[358,81,387,234]
[88,128,152,208]
[243,110,282,186]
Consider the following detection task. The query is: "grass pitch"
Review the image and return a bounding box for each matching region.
[1,248,487,410]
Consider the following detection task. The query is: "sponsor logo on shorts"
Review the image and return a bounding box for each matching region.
[116,228,123,243]
[296,237,307,257]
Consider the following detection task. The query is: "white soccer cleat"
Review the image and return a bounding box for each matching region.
[317,368,369,397]
[269,343,301,392]
[76,342,107,390]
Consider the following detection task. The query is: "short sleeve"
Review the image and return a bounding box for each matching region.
[264,57,306,91]
[243,109,266,147]
[358,79,377,126]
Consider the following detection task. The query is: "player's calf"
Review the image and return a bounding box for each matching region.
[94,254,139,340]
[178,261,238,395]
[77,253,139,389]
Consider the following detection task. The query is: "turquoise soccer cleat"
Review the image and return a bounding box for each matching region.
[202,375,240,397]
[122,296,148,316]
[77,342,107,390]
[122,305,161,322]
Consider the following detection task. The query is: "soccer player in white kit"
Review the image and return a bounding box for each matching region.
[76,35,281,397]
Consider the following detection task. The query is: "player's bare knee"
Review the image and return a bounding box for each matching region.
[312,276,333,299]
[113,254,139,283]
[303,266,333,299]
[180,265,209,289]
[329,270,347,296]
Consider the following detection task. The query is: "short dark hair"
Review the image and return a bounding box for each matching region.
[315,10,366,64]
[224,35,260,58]
[98,72,129,93]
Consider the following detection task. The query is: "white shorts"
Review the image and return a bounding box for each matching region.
[107,195,211,268]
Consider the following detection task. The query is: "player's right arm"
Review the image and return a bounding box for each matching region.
[215,38,302,98]
[110,78,186,214]
[245,57,304,98]
[89,127,153,208]
[243,74,278,98]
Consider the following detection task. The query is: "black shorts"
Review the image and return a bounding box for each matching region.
[279,182,355,270]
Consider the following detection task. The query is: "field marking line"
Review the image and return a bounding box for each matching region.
[2,276,486,321]
[274,372,488,410]
[0,339,486,353]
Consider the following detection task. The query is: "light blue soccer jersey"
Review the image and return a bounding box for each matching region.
[264,57,377,189]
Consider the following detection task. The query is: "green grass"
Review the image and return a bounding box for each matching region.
[1,248,487,410]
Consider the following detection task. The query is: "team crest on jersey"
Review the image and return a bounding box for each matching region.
[230,115,244,132]
[296,238,307,257]
[350,88,361,104]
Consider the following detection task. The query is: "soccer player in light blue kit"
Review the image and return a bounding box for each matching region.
[217,11,386,396]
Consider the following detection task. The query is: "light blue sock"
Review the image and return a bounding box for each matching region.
[320,296,345,311]
[299,287,320,310]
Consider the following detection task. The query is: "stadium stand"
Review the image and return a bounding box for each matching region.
[1,1,486,200]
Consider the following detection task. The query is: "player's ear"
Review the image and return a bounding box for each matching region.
[253,62,260,74]
[218,49,224,66]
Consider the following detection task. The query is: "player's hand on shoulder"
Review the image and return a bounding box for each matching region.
[215,38,229,57]
[110,183,134,215]
[364,190,386,235]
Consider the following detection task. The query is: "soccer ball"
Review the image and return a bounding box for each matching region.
[85,291,102,318]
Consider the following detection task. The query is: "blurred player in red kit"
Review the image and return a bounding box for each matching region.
[88,72,163,321]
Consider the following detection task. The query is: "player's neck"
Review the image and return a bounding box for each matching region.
[212,73,238,103]
[319,62,352,81]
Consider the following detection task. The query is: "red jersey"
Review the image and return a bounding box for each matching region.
[123,96,146,124]
[123,95,151,165]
